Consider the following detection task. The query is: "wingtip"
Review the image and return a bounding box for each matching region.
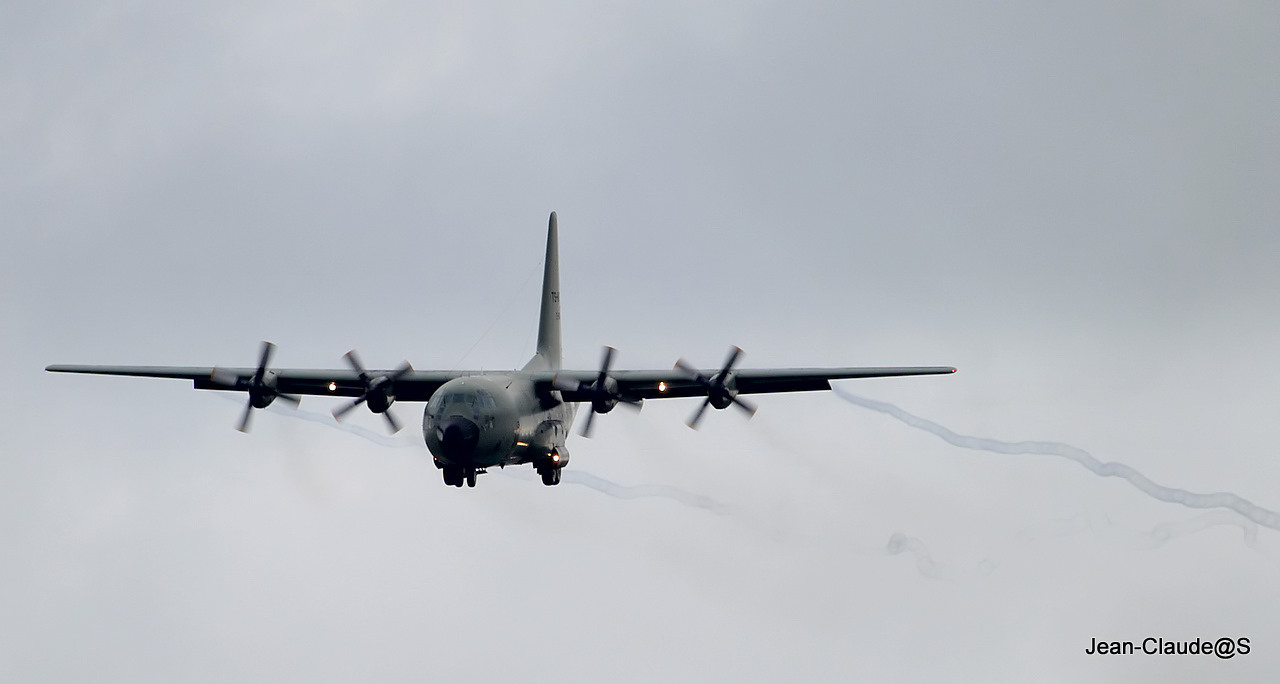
[44,364,80,373]
[45,364,86,373]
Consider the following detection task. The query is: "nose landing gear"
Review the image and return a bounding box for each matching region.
[442,466,482,488]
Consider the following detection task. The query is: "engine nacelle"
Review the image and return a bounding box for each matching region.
[366,385,395,414]
[708,371,738,410]
[591,376,620,414]
[248,370,280,408]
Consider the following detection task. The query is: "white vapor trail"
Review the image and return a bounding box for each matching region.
[560,470,729,513]
[886,532,995,580]
[834,388,1280,532]
[218,394,728,513]
[498,467,728,513]
[886,511,1258,580]
[210,393,420,448]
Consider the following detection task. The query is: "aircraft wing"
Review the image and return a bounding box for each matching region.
[44,365,467,401]
[546,366,956,402]
[47,363,956,404]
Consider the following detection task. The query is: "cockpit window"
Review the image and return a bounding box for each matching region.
[433,391,481,416]
[430,387,498,426]
[430,390,477,415]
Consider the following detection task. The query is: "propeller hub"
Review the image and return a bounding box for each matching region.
[366,387,393,413]
[248,387,275,409]
[676,346,755,428]
[555,346,641,438]
[223,342,300,432]
[331,350,412,433]
[708,371,738,409]
[247,370,280,408]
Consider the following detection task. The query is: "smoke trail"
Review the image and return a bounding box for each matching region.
[1135,510,1258,549]
[500,467,729,514]
[887,511,1256,580]
[562,470,729,514]
[211,392,419,448]
[1010,510,1258,551]
[885,532,995,580]
[886,532,943,577]
[213,393,728,513]
[263,403,419,448]
[834,388,1280,532]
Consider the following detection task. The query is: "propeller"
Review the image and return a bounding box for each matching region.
[553,346,642,437]
[674,345,757,429]
[330,350,414,433]
[211,341,301,432]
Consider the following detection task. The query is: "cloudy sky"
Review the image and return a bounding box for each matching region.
[4,1,1279,681]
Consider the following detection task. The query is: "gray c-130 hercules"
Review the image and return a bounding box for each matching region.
[47,213,955,488]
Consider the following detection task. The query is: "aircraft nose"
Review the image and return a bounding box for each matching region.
[438,416,480,461]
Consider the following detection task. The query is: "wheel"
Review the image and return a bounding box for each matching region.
[552,468,561,485]
[466,469,477,487]
[540,468,557,486]
[443,465,463,487]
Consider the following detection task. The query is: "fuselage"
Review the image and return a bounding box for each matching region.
[422,208,569,486]
[422,374,576,471]
[43,210,956,490]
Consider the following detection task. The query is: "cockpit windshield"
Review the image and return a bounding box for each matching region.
[429,388,497,422]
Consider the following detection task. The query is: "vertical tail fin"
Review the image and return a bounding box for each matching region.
[524,212,561,371]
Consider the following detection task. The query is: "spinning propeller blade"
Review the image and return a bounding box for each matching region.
[555,346,641,437]
[211,341,300,432]
[676,346,756,429]
[331,350,413,434]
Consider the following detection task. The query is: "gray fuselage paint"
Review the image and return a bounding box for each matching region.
[422,374,576,469]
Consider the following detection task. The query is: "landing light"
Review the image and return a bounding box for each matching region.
[658,381,667,393]
[552,452,561,463]
[328,382,337,391]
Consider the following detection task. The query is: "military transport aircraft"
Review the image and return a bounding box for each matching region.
[47,213,955,488]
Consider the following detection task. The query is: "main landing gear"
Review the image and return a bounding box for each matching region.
[440,464,560,487]
[539,467,562,486]
[442,465,480,488]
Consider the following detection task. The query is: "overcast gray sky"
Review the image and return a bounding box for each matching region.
[4,1,1279,681]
